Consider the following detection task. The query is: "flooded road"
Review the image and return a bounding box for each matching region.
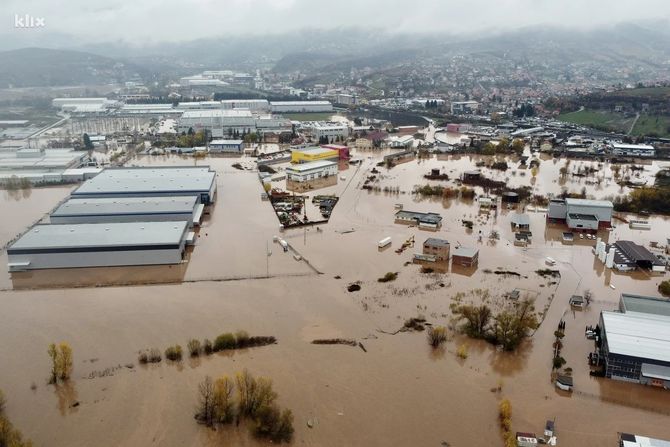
[0,152,669,446]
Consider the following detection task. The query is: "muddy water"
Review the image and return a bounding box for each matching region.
[0,151,669,446]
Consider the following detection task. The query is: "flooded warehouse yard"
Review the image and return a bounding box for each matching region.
[0,150,669,446]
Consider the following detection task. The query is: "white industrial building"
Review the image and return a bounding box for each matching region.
[285,160,338,182]
[0,148,86,171]
[547,198,613,230]
[270,101,333,113]
[71,167,217,205]
[209,139,245,153]
[7,221,191,271]
[450,101,479,114]
[305,121,349,142]
[178,109,290,136]
[50,196,204,227]
[221,99,269,112]
[52,98,119,114]
[611,143,656,157]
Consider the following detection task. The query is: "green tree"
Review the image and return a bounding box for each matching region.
[83,133,94,150]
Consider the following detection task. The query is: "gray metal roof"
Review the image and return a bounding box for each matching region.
[286,160,337,172]
[73,167,215,195]
[602,310,670,363]
[424,238,449,247]
[510,214,530,226]
[620,433,670,447]
[52,196,198,217]
[452,246,479,258]
[9,221,189,250]
[641,363,670,381]
[621,294,670,317]
[565,198,613,208]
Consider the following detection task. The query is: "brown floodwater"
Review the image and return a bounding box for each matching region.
[0,152,669,446]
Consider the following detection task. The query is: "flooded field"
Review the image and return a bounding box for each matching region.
[0,149,669,446]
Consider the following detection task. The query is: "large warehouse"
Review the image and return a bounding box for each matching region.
[50,196,204,226]
[7,221,191,271]
[71,167,217,205]
[596,294,670,388]
[547,198,613,230]
[270,101,333,113]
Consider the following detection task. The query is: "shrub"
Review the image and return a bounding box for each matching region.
[659,280,670,297]
[138,352,148,364]
[214,333,237,351]
[202,339,213,355]
[460,187,475,199]
[47,342,73,383]
[457,344,468,359]
[0,389,4,413]
[377,272,398,283]
[165,345,183,361]
[235,330,250,348]
[187,339,201,357]
[552,356,566,370]
[247,336,277,347]
[427,326,448,348]
[255,404,294,443]
[148,348,162,363]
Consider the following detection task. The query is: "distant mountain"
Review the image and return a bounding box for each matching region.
[0,48,140,88]
[1,22,669,88]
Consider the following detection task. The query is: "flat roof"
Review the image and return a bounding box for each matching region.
[52,196,198,218]
[395,210,442,223]
[620,433,670,447]
[8,221,189,252]
[511,214,531,225]
[424,238,449,247]
[452,246,479,258]
[210,139,243,145]
[293,147,338,155]
[602,311,670,363]
[612,143,655,150]
[73,167,216,196]
[286,160,337,172]
[181,109,252,118]
[270,101,332,106]
[621,294,670,317]
[565,198,613,208]
[614,241,659,264]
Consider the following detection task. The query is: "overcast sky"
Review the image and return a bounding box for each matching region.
[3,0,670,43]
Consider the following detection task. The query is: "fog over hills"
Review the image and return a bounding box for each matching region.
[0,21,669,88]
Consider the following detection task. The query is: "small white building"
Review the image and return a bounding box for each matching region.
[285,160,338,182]
[611,143,655,157]
[306,122,349,143]
[209,139,245,153]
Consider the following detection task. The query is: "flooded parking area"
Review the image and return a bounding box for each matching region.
[0,150,669,446]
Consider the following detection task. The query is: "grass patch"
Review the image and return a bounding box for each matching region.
[631,114,670,138]
[558,108,633,133]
